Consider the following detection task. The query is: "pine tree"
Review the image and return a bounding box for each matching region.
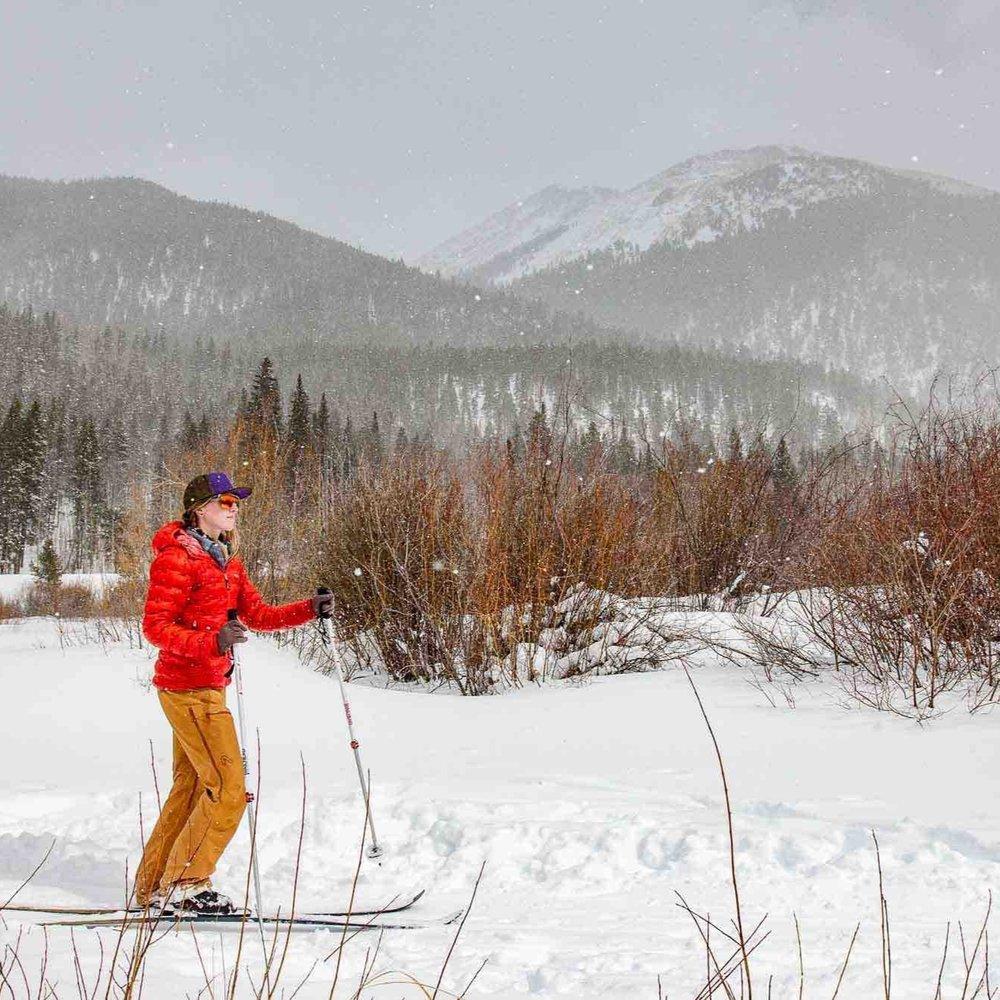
[196,414,211,447]
[526,405,552,461]
[0,401,22,571]
[312,391,335,489]
[312,392,330,450]
[772,438,798,492]
[748,432,769,465]
[247,357,283,435]
[179,410,201,451]
[0,398,44,571]
[32,538,61,587]
[71,418,102,570]
[506,421,525,464]
[14,400,47,571]
[363,411,384,465]
[341,417,357,478]
[577,420,602,468]
[727,427,744,463]
[31,537,61,614]
[39,398,67,543]
[611,423,636,474]
[100,414,128,567]
[287,375,312,451]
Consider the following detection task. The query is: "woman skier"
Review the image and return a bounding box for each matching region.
[136,472,332,914]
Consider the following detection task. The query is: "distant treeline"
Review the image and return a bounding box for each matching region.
[0,303,887,572]
[2,302,881,444]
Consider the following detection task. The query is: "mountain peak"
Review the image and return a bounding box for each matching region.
[418,182,615,283]
[419,146,992,285]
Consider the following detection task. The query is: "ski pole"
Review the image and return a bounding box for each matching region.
[316,586,383,859]
[228,608,271,960]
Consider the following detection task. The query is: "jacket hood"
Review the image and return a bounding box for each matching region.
[151,520,205,560]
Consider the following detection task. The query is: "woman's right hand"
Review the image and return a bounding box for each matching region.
[216,619,249,655]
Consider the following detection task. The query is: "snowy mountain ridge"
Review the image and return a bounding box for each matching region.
[419,145,995,285]
[421,146,1000,390]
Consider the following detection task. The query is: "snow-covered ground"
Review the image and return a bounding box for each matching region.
[1,616,998,998]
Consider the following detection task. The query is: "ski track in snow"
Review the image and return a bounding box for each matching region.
[1,616,998,998]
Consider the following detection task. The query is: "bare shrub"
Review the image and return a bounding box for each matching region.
[799,389,1000,714]
[19,581,99,618]
[647,436,780,602]
[89,379,1000,706]
[320,452,486,690]
[313,430,703,691]
[0,593,23,621]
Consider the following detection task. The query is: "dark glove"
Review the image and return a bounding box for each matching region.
[216,619,248,655]
[312,591,334,618]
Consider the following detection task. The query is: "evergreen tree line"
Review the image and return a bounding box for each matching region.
[0,347,825,573]
[0,394,129,573]
[0,303,884,461]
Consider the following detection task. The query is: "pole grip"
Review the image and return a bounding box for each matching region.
[316,585,333,619]
[227,608,239,622]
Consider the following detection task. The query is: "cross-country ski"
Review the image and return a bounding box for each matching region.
[3,888,425,919]
[39,906,463,933]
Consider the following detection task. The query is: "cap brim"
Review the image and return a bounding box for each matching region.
[232,486,253,500]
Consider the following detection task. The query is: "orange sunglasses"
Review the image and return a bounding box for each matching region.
[215,493,241,510]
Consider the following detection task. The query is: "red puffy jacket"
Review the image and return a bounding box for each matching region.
[142,521,315,690]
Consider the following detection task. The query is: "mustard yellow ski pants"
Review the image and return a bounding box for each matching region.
[135,688,247,905]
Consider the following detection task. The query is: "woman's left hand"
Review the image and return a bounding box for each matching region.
[311,592,334,618]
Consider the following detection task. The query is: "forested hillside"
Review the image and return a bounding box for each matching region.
[0,304,888,572]
[0,175,593,345]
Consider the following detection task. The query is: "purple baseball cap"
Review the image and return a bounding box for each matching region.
[182,471,253,510]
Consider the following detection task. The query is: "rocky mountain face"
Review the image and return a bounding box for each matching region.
[421,147,1000,389]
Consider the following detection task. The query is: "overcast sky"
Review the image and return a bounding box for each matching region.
[3,0,998,259]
